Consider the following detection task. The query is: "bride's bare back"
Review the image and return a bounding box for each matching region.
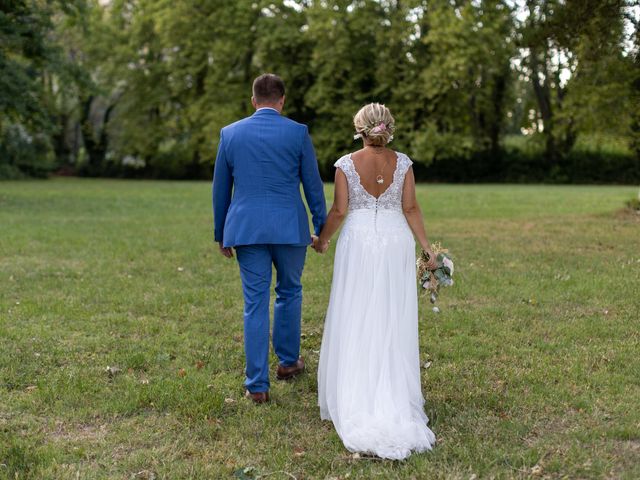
[314,103,436,272]
[350,147,398,199]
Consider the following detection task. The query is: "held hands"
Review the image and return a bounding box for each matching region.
[311,235,330,254]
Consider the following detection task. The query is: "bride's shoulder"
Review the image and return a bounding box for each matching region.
[394,151,414,166]
[333,153,352,169]
[393,152,414,175]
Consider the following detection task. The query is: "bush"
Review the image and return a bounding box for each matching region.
[0,123,55,179]
[76,139,211,180]
[411,134,639,184]
[0,163,27,180]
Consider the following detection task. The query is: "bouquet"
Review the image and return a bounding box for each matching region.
[417,242,454,306]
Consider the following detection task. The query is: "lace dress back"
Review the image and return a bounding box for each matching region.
[334,152,413,212]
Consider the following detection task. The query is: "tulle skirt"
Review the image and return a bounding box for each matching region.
[317,209,436,460]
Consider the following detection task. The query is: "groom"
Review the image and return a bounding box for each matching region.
[212,73,327,404]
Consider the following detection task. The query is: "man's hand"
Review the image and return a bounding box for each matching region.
[312,235,330,254]
[218,242,234,258]
[309,236,319,252]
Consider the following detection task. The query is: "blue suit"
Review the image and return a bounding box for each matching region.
[212,108,327,393]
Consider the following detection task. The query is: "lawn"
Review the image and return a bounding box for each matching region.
[1,179,639,479]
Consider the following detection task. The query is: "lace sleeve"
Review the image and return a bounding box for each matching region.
[334,155,349,170]
[397,153,413,177]
[398,155,414,198]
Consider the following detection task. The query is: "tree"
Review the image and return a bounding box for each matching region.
[411,0,515,173]
[626,1,640,160]
[1,0,637,181]
[305,0,388,174]
[0,0,90,177]
[515,0,635,166]
[1,0,60,176]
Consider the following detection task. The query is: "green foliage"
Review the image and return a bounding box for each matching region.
[0,0,53,128]
[0,123,55,178]
[1,0,638,180]
[629,12,640,162]
[304,1,377,175]
[425,133,640,183]
[417,1,514,160]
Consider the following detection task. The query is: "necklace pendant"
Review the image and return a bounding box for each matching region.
[376,175,384,184]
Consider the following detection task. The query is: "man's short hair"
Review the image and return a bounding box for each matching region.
[252,73,285,104]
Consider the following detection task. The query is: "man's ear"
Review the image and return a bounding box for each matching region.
[251,96,257,109]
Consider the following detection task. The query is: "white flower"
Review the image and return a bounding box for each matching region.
[443,257,454,275]
[422,280,431,289]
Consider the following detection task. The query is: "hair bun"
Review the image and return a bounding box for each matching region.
[353,103,395,146]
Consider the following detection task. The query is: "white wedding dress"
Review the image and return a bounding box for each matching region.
[318,152,436,460]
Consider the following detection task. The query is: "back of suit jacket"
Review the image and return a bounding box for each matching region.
[213,108,327,248]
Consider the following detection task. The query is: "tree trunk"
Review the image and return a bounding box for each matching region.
[490,68,508,158]
[529,48,556,165]
[52,112,71,163]
[80,95,100,168]
[80,95,115,172]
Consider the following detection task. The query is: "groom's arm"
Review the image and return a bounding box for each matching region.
[299,125,327,236]
[212,130,232,245]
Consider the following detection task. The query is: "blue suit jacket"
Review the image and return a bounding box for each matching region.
[213,108,327,247]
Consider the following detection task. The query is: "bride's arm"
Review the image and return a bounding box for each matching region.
[315,168,349,253]
[402,168,437,269]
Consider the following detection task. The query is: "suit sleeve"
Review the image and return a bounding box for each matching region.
[212,130,232,243]
[299,125,327,236]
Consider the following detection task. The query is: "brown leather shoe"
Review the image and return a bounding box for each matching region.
[276,357,305,380]
[245,390,269,404]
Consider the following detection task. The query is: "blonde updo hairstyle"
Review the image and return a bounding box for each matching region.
[353,103,395,147]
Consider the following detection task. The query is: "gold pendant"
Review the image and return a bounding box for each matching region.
[376,175,384,184]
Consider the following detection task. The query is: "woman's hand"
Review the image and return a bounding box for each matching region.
[311,168,348,255]
[422,247,438,270]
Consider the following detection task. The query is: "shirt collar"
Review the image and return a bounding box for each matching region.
[255,107,280,114]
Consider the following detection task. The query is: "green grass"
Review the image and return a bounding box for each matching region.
[1,179,639,479]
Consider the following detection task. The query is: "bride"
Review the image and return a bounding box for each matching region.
[313,103,438,460]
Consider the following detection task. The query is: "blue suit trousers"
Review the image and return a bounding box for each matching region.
[235,244,307,393]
